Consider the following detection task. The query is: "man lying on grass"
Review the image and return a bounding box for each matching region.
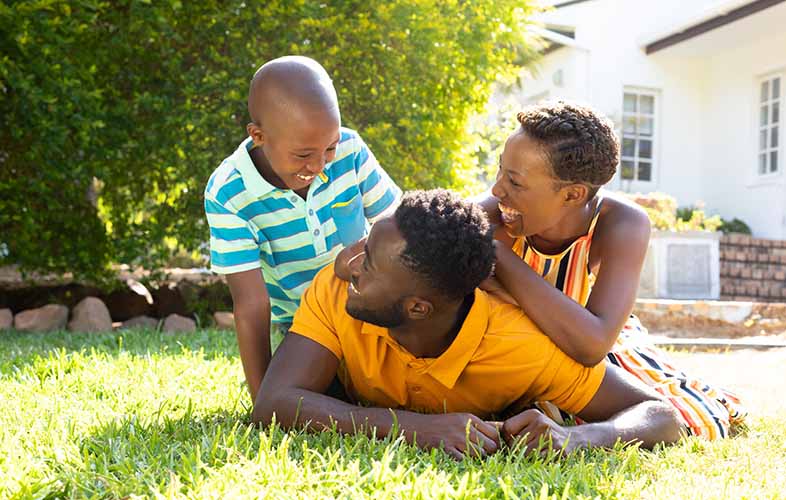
[253,189,682,459]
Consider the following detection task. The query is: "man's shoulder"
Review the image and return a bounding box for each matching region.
[310,264,350,304]
[477,292,555,356]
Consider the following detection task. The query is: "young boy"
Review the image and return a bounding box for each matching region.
[204,56,401,403]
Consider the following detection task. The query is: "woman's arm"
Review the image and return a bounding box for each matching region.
[493,202,651,366]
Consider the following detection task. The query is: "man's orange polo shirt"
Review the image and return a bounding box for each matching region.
[291,265,606,418]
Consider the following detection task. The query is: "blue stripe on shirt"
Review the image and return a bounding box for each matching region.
[365,189,397,219]
[359,168,380,195]
[264,218,310,242]
[211,248,260,268]
[210,226,254,241]
[205,199,234,215]
[277,267,322,291]
[215,177,247,205]
[354,146,369,173]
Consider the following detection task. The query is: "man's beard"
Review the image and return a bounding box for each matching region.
[346,297,407,328]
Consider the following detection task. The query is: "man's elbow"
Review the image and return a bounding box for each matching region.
[251,393,274,426]
[574,347,609,367]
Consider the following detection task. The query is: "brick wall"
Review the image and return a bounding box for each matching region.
[720,233,786,302]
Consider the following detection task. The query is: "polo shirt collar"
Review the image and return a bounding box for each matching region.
[233,137,276,199]
[233,137,332,200]
[359,289,489,389]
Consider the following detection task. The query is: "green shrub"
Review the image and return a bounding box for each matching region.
[718,217,752,235]
[623,192,722,232]
[0,0,540,282]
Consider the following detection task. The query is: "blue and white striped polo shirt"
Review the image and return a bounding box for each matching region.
[205,127,401,324]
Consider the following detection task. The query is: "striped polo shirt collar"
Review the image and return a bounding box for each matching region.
[232,137,276,199]
[233,137,331,200]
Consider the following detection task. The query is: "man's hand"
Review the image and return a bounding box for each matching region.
[410,412,501,461]
[500,409,577,455]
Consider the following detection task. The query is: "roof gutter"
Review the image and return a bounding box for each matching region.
[643,0,786,54]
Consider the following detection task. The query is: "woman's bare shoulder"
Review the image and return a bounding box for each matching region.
[594,191,651,249]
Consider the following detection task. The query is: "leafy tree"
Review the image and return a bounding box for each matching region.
[0,0,540,282]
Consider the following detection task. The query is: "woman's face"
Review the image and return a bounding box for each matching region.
[491,130,569,238]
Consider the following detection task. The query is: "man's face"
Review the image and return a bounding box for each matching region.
[345,219,413,328]
[253,106,341,191]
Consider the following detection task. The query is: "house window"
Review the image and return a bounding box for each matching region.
[758,75,781,175]
[621,90,656,182]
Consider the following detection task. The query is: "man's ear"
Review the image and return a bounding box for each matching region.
[406,297,433,321]
[562,183,590,207]
[247,122,265,149]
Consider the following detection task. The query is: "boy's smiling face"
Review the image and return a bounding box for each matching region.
[248,104,341,192]
[245,56,343,193]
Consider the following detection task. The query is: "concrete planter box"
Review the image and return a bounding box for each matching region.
[638,230,721,300]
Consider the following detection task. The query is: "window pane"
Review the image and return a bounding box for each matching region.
[773,102,779,124]
[622,138,636,157]
[638,161,652,181]
[621,160,635,180]
[761,81,769,102]
[639,117,654,136]
[760,153,768,174]
[761,105,769,126]
[771,151,779,173]
[623,116,637,133]
[640,95,654,114]
[774,78,781,99]
[760,129,769,150]
[639,139,652,159]
[772,126,779,148]
[624,93,637,113]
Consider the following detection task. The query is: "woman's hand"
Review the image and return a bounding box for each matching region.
[479,275,518,305]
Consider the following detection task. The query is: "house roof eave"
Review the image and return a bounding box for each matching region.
[641,0,786,55]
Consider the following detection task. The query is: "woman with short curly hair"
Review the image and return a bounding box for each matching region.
[477,101,745,440]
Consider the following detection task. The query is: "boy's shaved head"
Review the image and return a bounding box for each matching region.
[248,56,339,128]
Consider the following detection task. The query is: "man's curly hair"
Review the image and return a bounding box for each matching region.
[394,189,494,300]
[517,101,619,197]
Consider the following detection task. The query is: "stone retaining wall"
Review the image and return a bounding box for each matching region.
[720,233,786,302]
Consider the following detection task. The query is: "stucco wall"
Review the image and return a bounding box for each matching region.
[507,0,786,238]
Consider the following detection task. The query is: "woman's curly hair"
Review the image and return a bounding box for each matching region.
[517,101,620,196]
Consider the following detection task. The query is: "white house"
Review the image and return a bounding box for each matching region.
[505,0,786,239]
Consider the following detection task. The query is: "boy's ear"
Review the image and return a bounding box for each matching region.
[247,122,265,148]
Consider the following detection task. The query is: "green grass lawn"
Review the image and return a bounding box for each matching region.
[1,329,784,499]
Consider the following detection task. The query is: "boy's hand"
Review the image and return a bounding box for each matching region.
[334,237,366,281]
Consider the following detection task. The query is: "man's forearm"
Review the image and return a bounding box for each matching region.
[234,306,272,403]
[570,400,682,449]
[254,387,424,442]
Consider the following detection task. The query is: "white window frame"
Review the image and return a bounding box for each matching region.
[756,73,783,178]
[619,88,658,190]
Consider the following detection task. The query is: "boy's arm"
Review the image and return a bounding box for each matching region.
[501,364,682,452]
[253,333,501,460]
[226,268,272,404]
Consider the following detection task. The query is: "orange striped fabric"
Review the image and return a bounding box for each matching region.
[512,198,746,439]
